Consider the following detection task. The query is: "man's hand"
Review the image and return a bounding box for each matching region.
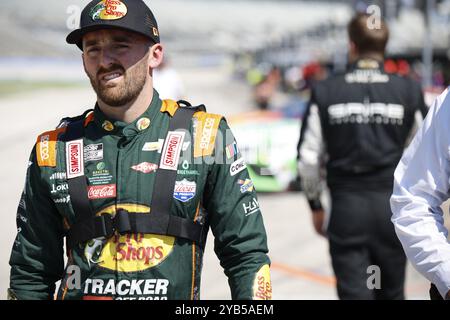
[311,209,326,237]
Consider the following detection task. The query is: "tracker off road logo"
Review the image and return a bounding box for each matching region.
[89,204,175,272]
[90,0,127,21]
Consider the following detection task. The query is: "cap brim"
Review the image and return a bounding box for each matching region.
[66,24,156,51]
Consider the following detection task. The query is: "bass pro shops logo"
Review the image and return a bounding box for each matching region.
[90,0,127,21]
[89,204,175,272]
[253,264,272,300]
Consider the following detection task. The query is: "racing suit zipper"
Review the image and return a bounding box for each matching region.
[116,136,127,211]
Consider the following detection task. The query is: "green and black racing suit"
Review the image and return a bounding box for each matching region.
[9,91,272,300]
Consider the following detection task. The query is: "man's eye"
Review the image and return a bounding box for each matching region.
[115,44,129,49]
[87,47,100,54]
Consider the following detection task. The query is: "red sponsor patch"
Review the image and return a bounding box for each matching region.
[66,139,84,179]
[131,162,158,174]
[87,184,116,199]
[159,131,185,171]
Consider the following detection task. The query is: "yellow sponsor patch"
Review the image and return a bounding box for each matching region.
[160,99,179,117]
[252,264,272,300]
[160,101,222,158]
[193,112,222,158]
[96,204,175,272]
[36,128,65,167]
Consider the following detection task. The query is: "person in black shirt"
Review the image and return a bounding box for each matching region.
[297,13,427,299]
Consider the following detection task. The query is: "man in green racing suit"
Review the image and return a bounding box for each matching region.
[8,0,271,300]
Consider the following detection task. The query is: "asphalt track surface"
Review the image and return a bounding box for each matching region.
[0,66,430,300]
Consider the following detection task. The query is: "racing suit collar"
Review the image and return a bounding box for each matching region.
[93,89,163,137]
[351,58,384,71]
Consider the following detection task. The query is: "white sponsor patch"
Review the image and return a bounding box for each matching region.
[50,172,67,180]
[51,183,69,194]
[19,198,26,210]
[131,162,158,174]
[83,278,169,298]
[182,141,191,151]
[66,139,84,179]
[142,140,164,152]
[159,131,185,171]
[54,195,71,204]
[328,103,405,125]
[84,143,103,162]
[173,179,197,202]
[230,158,247,176]
[243,198,260,216]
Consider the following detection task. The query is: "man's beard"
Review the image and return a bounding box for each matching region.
[87,59,148,107]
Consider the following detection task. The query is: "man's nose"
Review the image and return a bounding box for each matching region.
[98,48,116,69]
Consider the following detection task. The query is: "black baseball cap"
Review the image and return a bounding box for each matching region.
[66,0,160,50]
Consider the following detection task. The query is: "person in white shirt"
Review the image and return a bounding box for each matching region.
[391,87,450,300]
[153,58,185,101]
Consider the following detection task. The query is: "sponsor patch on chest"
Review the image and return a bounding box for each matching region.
[84,143,103,162]
[131,162,158,174]
[173,179,197,202]
[87,184,116,199]
[142,140,164,152]
[160,131,185,171]
[66,139,84,179]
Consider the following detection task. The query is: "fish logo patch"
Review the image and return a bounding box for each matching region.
[90,0,127,21]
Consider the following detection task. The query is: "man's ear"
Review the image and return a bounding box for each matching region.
[82,53,88,73]
[148,43,164,70]
[348,41,358,62]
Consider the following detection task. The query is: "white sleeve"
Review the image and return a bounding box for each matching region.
[298,103,325,200]
[405,109,425,147]
[390,88,450,299]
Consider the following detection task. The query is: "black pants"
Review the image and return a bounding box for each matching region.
[327,188,406,300]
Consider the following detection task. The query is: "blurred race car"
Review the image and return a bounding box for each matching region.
[228,99,306,192]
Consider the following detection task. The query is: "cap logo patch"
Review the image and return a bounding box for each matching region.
[90,0,128,21]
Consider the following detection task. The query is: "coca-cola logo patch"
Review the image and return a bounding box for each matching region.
[87,184,116,199]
